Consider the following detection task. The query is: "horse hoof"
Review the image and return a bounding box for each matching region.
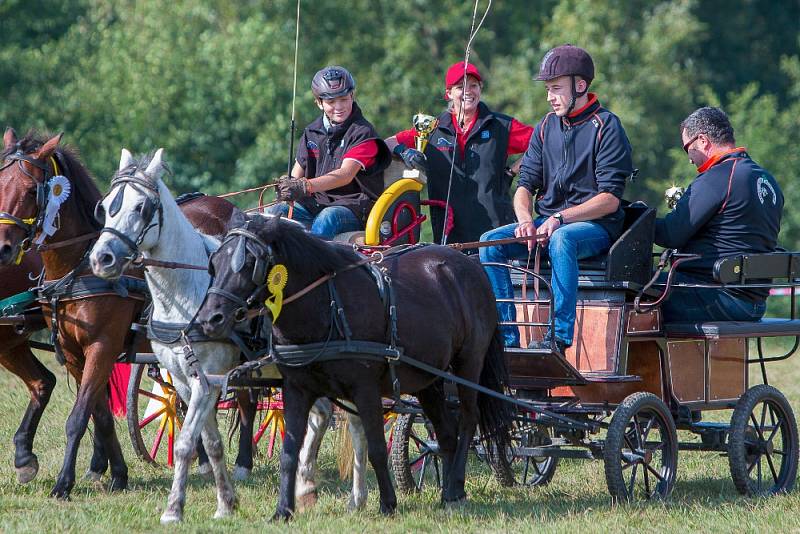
[347,497,366,512]
[49,485,72,501]
[231,466,251,482]
[213,507,234,519]
[443,496,467,512]
[196,462,214,480]
[15,458,39,484]
[108,476,128,493]
[160,511,182,524]
[296,491,318,512]
[270,510,293,522]
[84,469,103,482]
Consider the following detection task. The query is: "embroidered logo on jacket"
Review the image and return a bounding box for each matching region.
[757,175,777,206]
[436,137,454,151]
[307,141,319,158]
[481,130,491,139]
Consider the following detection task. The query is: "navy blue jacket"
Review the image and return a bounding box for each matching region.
[655,149,783,301]
[518,95,633,240]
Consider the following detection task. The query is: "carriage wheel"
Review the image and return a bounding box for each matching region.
[488,422,558,487]
[728,384,799,496]
[126,363,182,466]
[603,392,678,502]
[390,413,442,493]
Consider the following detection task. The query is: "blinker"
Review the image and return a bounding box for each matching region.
[231,236,246,274]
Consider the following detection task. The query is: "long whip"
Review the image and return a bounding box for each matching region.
[440,0,492,244]
[286,0,301,219]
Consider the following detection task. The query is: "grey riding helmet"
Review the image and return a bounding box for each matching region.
[311,66,356,100]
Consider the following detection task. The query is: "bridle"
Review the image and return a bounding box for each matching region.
[0,150,58,262]
[207,223,384,324]
[207,225,274,322]
[96,168,163,260]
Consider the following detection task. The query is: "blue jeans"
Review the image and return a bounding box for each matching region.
[660,272,766,322]
[480,218,611,347]
[265,202,361,240]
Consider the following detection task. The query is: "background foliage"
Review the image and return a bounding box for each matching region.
[1,0,798,244]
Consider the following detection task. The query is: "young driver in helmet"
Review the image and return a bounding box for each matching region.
[480,45,634,353]
[268,66,390,239]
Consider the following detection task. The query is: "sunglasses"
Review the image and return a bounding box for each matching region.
[682,134,700,153]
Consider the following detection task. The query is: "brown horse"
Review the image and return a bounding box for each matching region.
[0,129,246,499]
[0,250,65,484]
[196,215,514,519]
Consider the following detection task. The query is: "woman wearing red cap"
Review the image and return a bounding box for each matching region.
[385,61,533,245]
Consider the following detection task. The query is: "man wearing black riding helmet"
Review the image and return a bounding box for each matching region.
[267,66,390,239]
[480,45,634,353]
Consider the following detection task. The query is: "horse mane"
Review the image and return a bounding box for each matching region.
[2,130,102,231]
[250,214,362,276]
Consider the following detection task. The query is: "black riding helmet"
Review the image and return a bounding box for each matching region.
[311,66,356,100]
[536,45,595,115]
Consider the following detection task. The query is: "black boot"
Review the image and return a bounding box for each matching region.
[527,337,569,355]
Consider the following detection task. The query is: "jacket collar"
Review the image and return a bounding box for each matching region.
[308,102,364,138]
[697,147,747,174]
[563,93,600,126]
[438,101,495,140]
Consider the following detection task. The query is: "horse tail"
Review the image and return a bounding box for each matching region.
[477,327,514,466]
[336,414,354,480]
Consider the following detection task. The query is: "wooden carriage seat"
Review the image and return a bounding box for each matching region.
[661,252,800,404]
[334,160,426,246]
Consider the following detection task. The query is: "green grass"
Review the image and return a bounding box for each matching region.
[0,347,799,533]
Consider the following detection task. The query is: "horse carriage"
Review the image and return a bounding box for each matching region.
[0,131,798,521]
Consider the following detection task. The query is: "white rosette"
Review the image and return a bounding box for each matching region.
[34,175,71,244]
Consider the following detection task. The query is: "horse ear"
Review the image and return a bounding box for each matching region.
[145,148,164,178]
[3,128,18,150]
[119,148,134,171]
[33,132,63,160]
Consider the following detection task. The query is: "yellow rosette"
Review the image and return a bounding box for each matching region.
[264,264,288,321]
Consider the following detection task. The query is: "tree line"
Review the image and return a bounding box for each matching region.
[1,0,798,245]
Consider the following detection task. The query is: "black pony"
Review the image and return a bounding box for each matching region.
[196,215,512,519]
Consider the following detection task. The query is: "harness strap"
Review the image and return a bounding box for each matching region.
[99,226,139,256]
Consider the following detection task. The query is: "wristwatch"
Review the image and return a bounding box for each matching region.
[552,212,564,225]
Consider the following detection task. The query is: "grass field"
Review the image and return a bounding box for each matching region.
[0,344,799,534]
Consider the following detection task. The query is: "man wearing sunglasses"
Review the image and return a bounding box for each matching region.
[655,106,784,321]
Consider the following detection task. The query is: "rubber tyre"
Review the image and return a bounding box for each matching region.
[126,363,182,465]
[488,423,558,487]
[728,384,799,496]
[603,392,678,502]
[390,413,441,493]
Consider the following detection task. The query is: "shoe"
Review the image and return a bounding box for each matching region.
[527,337,569,355]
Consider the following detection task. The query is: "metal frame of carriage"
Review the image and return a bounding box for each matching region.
[483,203,800,500]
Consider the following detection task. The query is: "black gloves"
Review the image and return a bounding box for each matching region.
[393,143,427,172]
[276,175,310,201]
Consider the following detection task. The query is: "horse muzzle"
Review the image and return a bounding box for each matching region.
[197,295,237,339]
[89,238,129,280]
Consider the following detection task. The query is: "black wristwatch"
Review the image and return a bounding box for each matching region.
[552,212,564,225]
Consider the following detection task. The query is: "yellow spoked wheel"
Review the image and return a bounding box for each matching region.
[252,389,285,459]
[126,363,183,467]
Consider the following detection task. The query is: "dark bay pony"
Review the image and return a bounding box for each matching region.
[0,129,253,499]
[197,215,513,519]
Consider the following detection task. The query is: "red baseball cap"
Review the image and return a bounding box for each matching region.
[444,61,482,94]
